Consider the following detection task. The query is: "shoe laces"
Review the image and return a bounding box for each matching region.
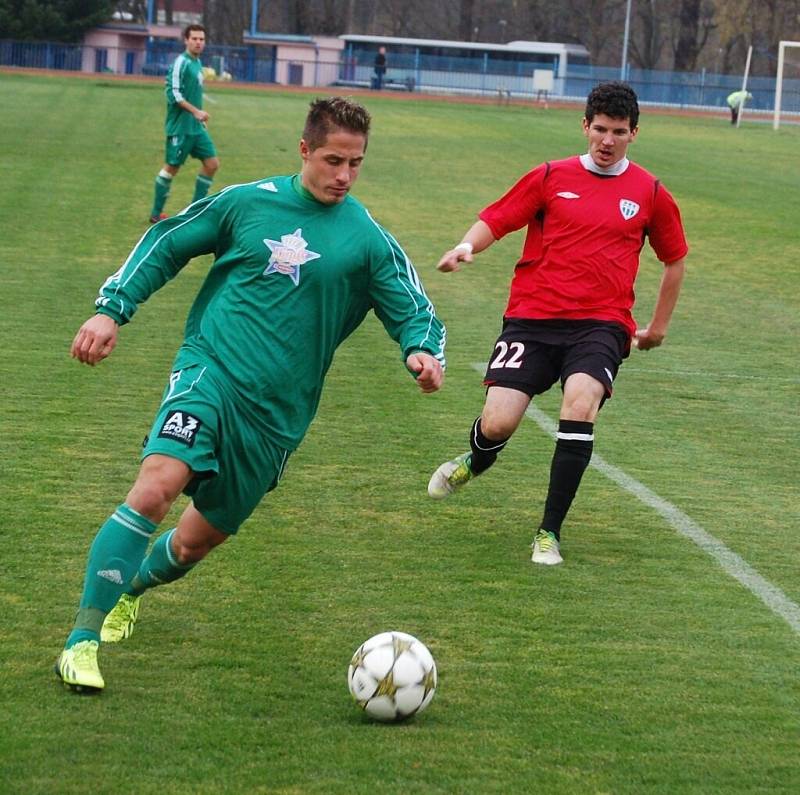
[73,640,99,665]
[535,530,558,551]
[448,456,473,487]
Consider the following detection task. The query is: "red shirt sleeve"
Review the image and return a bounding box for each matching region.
[478,164,548,240]
[648,184,689,264]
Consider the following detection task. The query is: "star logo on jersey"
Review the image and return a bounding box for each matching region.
[619,199,640,220]
[557,191,580,199]
[263,228,321,286]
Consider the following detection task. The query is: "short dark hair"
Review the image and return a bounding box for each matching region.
[585,81,639,129]
[183,24,206,40]
[303,97,371,151]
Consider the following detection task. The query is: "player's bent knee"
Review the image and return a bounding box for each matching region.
[126,481,181,523]
[172,539,212,565]
[172,528,227,565]
[561,389,603,421]
[561,396,601,422]
[126,457,192,522]
[480,407,523,440]
[480,418,516,440]
[562,375,605,421]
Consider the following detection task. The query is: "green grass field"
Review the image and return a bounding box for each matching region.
[1,72,798,794]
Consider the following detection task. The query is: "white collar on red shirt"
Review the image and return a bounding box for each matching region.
[580,153,630,176]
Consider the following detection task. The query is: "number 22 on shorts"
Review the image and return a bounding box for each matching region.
[489,341,524,369]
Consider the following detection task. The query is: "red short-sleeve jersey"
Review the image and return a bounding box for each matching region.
[478,156,688,337]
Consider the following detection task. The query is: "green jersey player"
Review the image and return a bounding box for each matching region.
[56,97,446,693]
[150,24,219,224]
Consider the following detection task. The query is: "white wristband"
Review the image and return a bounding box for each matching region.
[454,242,473,255]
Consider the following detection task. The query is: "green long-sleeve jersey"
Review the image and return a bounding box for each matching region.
[95,175,446,450]
[165,51,205,136]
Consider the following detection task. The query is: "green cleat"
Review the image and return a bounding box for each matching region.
[101,593,142,643]
[428,452,476,499]
[531,529,563,566]
[55,640,105,693]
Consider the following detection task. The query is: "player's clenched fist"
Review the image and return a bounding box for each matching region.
[71,314,119,366]
[406,352,444,393]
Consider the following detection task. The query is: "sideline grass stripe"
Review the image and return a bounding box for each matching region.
[473,363,800,635]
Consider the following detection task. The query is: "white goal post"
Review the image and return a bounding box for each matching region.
[773,40,800,130]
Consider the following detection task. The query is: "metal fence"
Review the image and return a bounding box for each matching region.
[2,38,798,115]
[1,39,84,71]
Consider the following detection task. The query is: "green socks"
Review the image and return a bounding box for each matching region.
[192,173,213,203]
[129,528,197,596]
[66,504,156,647]
[151,170,212,218]
[151,169,173,217]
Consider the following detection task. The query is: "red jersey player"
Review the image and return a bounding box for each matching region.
[428,81,688,565]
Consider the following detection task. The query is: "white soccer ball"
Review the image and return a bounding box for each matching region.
[347,630,437,722]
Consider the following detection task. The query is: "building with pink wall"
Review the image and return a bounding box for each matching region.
[81,23,345,87]
[242,33,344,87]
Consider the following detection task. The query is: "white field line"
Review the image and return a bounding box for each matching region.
[471,362,800,635]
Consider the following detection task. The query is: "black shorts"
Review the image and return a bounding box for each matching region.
[482,318,630,403]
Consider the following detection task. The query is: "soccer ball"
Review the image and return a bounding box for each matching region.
[347,631,437,722]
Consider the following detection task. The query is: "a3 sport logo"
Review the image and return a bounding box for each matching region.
[158,411,202,447]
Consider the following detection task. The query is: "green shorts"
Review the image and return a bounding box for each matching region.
[165,129,217,166]
[143,362,289,535]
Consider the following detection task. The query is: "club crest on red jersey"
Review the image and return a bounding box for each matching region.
[263,228,321,286]
[619,199,640,220]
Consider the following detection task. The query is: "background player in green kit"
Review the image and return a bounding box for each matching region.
[150,24,219,224]
[56,97,446,693]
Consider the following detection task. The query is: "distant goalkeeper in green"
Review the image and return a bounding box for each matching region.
[56,96,446,693]
[150,23,219,224]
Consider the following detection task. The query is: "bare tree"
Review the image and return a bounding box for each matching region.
[672,0,715,70]
[458,0,477,40]
[563,0,627,66]
[706,0,754,74]
[204,0,251,44]
[628,0,668,69]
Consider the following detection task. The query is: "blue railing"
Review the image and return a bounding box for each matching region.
[132,40,253,80]
[0,39,82,70]
[564,64,788,111]
[1,38,798,114]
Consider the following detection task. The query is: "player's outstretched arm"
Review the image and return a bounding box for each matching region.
[634,258,686,351]
[406,352,444,393]
[71,313,119,366]
[437,220,497,273]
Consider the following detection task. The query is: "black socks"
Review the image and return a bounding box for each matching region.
[540,420,594,540]
[468,417,509,474]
